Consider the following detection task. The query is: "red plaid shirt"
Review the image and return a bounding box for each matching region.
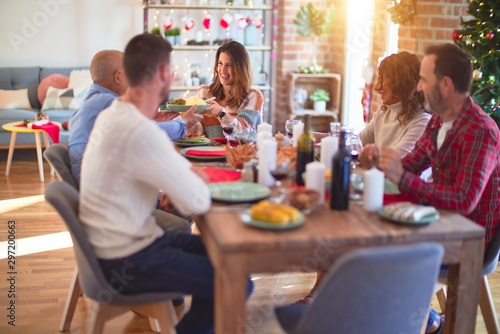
[400,96,500,247]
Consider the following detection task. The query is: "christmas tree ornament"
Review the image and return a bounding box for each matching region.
[220,12,233,29]
[473,69,483,80]
[234,13,248,29]
[486,32,494,39]
[387,0,416,25]
[452,29,463,40]
[163,15,173,31]
[183,16,195,31]
[254,15,264,29]
[203,13,213,30]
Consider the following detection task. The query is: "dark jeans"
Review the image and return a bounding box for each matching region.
[99,231,253,334]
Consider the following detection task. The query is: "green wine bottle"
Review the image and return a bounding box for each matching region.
[296,114,315,185]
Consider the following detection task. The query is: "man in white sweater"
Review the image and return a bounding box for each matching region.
[79,33,235,334]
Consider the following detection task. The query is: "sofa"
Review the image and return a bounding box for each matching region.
[0,67,88,149]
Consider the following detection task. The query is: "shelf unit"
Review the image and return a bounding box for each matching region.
[142,0,276,123]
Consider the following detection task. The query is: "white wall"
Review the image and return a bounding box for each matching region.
[0,0,143,67]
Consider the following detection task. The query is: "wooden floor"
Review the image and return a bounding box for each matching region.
[0,149,498,333]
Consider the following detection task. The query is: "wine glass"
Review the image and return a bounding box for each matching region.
[221,117,235,142]
[294,89,308,112]
[269,161,290,203]
[285,119,302,144]
[348,134,362,171]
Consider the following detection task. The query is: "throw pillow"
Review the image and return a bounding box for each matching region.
[68,70,92,89]
[38,74,69,104]
[0,89,32,110]
[41,86,88,111]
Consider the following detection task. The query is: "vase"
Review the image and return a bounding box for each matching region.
[314,101,326,112]
[244,24,257,46]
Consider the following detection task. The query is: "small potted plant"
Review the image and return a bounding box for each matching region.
[150,27,162,37]
[309,89,330,112]
[164,27,181,45]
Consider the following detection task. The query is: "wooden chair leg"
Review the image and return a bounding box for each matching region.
[87,303,128,334]
[436,287,447,313]
[59,267,81,331]
[479,276,500,334]
[132,301,178,333]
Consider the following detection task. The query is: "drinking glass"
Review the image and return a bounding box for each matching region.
[294,89,308,112]
[348,134,362,171]
[269,161,290,203]
[285,119,302,144]
[221,117,235,142]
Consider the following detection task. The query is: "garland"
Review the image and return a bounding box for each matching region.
[387,0,416,25]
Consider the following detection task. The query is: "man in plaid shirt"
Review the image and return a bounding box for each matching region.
[379,43,499,334]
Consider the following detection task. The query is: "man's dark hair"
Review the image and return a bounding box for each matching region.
[424,43,472,93]
[124,33,173,87]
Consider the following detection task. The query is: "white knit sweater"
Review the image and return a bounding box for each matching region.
[80,99,211,259]
[359,102,431,157]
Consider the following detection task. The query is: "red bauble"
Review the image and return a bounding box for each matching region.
[62,121,69,131]
[486,32,494,40]
[452,29,463,41]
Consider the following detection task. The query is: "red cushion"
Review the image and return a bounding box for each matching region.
[37,74,69,104]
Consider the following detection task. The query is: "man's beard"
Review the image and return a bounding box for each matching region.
[425,84,445,115]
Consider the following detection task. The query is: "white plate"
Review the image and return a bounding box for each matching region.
[379,205,439,225]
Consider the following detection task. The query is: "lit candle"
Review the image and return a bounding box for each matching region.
[258,139,277,187]
[363,167,385,212]
[257,122,272,133]
[306,161,326,204]
[320,136,338,169]
[292,122,304,147]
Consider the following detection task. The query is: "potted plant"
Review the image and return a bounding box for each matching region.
[164,27,181,45]
[309,89,330,112]
[293,3,335,74]
[150,26,162,37]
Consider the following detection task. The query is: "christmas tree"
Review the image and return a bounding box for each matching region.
[453,0,500,128]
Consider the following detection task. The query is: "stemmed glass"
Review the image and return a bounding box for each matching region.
[294,89,308,112]
[221,117,235,142]
[269,161,290,203]
[285,119,302,145]
[348,134,362,171]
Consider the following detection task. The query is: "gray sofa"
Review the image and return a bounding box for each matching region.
[0,67,87,148]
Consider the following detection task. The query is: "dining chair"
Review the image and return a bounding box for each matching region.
[436,224,500,334]
[43,143,82,331]
[45,181,181,334]
[274,243,444,334]
[43,144,78,189]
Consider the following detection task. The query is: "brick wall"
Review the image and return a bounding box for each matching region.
[274,0,469,131]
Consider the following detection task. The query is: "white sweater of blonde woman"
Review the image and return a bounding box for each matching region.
[79,99,211,259]
[359,102,431,157]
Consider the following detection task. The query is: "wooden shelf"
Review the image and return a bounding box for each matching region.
[144,4,273,10]
[172,45,272,51]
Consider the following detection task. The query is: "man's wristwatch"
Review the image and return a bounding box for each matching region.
[218,108,226,118]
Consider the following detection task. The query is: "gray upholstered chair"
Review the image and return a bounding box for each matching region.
[45,181,181,334]
[275,243,444,334]
[43,143,81,330]
[43,144,78,189]
[437,225,500,334]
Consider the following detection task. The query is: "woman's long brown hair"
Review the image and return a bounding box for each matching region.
[377,51,426,125]
[208,41,253,109]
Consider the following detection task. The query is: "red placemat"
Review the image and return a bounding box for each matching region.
[383,193,414,205]
[212,137,238,146]
[185,149,226,157]
[203,167,241,182]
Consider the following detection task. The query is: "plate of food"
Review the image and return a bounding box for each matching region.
[180,146,227,161]
[241,200,305,230]
[175,136,211,147]
[209,182,271,203]
[379,202,439,225]
[166,96,209,114]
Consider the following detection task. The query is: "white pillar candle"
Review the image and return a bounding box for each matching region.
[256,131,273,149]
[257,122,272,133]
[258,139,277,187]
[292,122,304,147]
[320,136,338,170]
[363,167,385,212]
[306,161,326,204]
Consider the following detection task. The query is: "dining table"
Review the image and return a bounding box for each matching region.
[194,200,485,334]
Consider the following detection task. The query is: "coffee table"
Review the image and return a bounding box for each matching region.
[2,121,61,182]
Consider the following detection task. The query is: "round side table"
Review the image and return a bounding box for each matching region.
[2,121,61,182]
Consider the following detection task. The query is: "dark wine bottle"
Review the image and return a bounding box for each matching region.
[296,114,315,185]
[330,130,350,210]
